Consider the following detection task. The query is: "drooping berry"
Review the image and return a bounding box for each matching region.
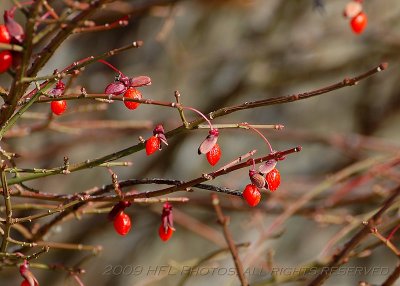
[145,136,161,155]
[158,224,174,241]
[50,100,67,116]
[266,168,281,192]
[0,24,11,43]
[242,184,261,207]
[198,129,219,155]
[206,143,221,166]
[123,87,142,110]
[350,12,367,34]
[0,50,12,73]
[113,211,131,236]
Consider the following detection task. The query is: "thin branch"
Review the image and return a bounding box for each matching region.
[211,194,249,286]
[5,63,386,186]
[369,227,400,256]
[0,165,12,252]
[307,184,400,286]
[382,263,400,286]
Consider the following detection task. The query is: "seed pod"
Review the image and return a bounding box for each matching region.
[4,10,24,44]
[249,169,266,189]
[343,1,363,18]
[198,129,219,155]
[161,202,175,231]
[130,76,152,87]
[259,159,277,174]
[153,124,168,147]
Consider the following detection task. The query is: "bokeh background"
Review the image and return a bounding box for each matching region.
[1,0,400,285]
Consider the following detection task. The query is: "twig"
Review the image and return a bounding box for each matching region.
[369,227,400,256]
[0,42,23,52]
[217,150,257,172]
[197,124,284,130]
[177,242,250,286]
[382,263,400,286]
[5,63,385,185]
[211,194,248,286]
[0,164,12,252]
[307,184,400,286]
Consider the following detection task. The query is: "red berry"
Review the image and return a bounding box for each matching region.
[206,143,221,166]
[158,224,173,241]
[350,12,367,34]
[242,184,261,207]
[113,211,131,236]
[145,136,160,155]
[51,100,67,116]
[266,168,281,192]
[123,88,142,110]
[0,25,11,44]
[0,50,12,73]
[20,280,38,286]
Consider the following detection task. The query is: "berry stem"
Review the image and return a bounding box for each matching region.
[10,1,34,14]
[181,106,213,130]
[240,122,274,153]
[97,59,126,77]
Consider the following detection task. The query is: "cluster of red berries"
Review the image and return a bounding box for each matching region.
[243,164,281,207]
[344,0,367,34]
[109,201,176,242]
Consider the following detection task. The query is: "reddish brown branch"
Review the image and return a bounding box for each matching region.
[307,184,400,286]
[211,194,249,286]
[382,263,400,286]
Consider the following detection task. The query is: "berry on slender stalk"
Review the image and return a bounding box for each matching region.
[0,50,12,73]
[350,12,367,34]
[123,87,142,110]
[158,224,174,241]
[242,184,261,207]
[51,100,67,116]
[266,168,281,191]
[145,136,160,155]
[100,59,151,95]
[159,202,175,241]
[206,143,221,166]
[0,24,10,43]
[113,211,131,236]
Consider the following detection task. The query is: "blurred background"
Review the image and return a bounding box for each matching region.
[1,0,400,285]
